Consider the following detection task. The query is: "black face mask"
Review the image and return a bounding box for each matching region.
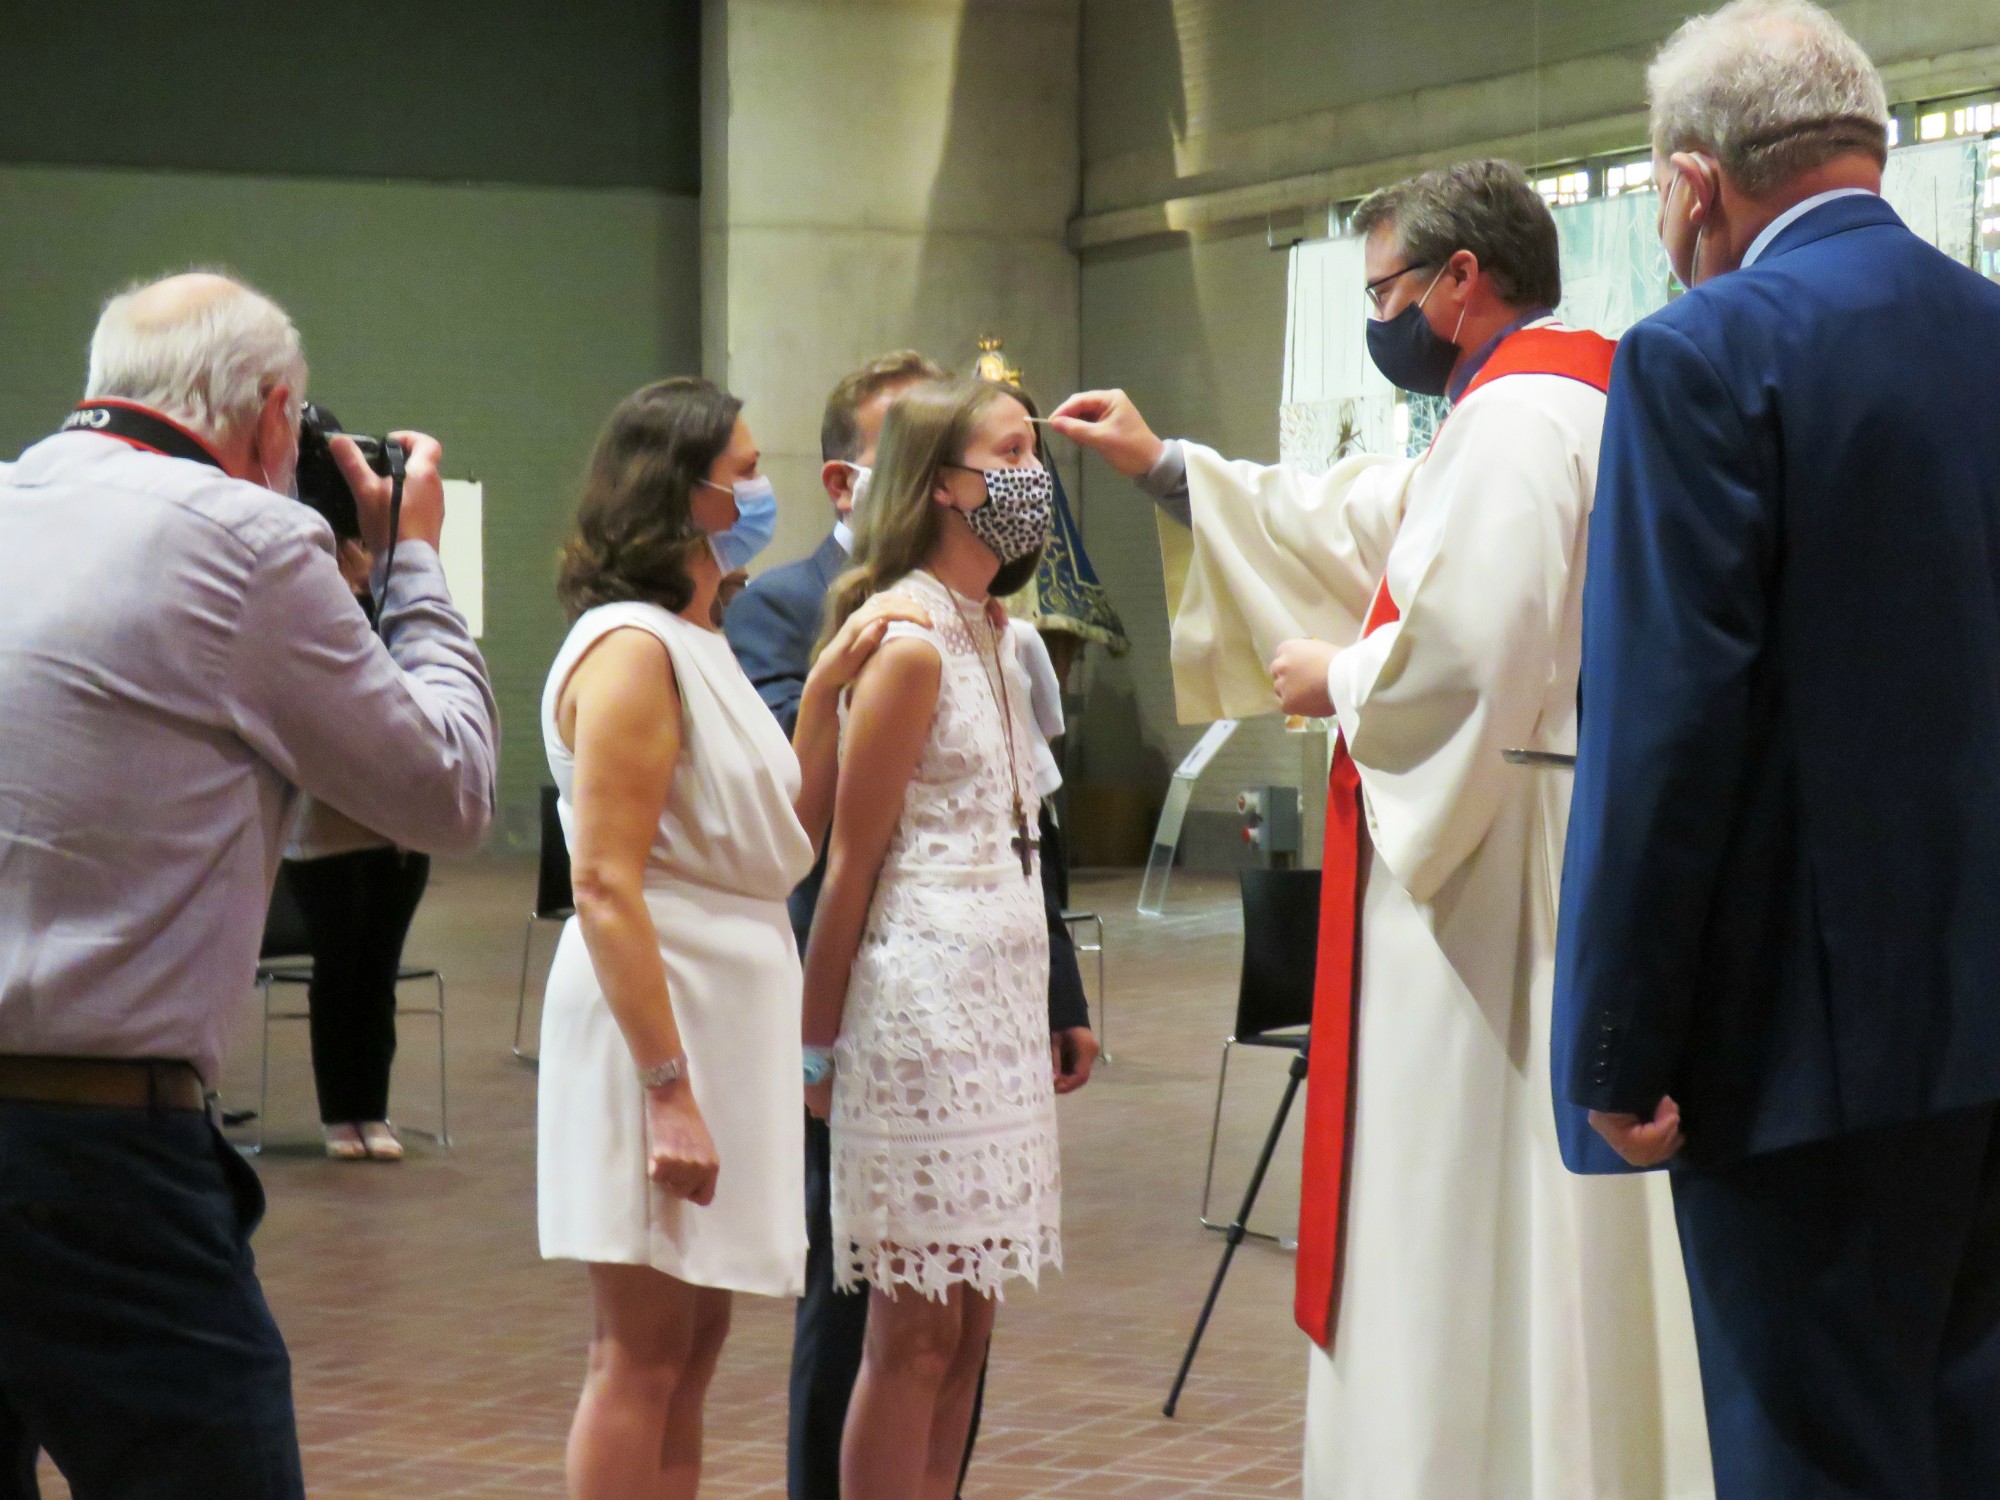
[1364,270,1463,397]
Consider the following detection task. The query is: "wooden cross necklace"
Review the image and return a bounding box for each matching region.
[947,587,1040,881]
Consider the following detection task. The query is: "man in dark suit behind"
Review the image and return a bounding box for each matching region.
[725,352,1097,1500]
[1555,4,2000,1497]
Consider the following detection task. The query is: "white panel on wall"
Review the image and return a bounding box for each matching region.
[1882,138,1983,266]
[1279,236,1398,472]
[438,479,483,639]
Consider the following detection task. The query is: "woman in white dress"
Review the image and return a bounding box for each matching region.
[801,377,1062,1500]
[539,377,916,1498]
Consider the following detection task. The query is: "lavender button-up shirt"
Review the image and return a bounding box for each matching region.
[0,429,499,1082]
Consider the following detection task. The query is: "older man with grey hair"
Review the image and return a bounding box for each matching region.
[1555,2,2000,1496]
[0,271,496,1497]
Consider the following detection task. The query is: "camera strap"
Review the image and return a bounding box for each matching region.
[62,401,226,474]
[376,443,406,633]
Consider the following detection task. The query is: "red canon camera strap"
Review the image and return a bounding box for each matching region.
[62,400,227,474]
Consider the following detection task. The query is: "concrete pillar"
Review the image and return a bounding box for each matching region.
[703,0,1082,564]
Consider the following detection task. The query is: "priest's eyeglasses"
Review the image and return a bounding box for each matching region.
[1365,263,1433,314]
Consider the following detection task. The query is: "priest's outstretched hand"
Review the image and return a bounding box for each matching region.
[1270,638,1337,718]
[1048,390,1166,478]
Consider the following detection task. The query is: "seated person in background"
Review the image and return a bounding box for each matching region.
[724,353,1094,1500]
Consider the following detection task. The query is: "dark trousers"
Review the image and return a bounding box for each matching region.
[0,1100,304,1498]
[1672,1101,2000,1500]
[787,1115,988,1500]
[286,848,430,1124]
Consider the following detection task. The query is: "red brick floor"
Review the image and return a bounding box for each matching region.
[39,864,1309,1497]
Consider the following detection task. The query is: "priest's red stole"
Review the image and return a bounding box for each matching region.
[1292,324,1618,1349]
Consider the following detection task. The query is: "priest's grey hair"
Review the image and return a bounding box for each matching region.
[86,271,307,443]
[1351,159,1562,310]
[1648,0,1888,196]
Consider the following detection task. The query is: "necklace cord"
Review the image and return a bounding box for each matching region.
[944,585,1036,869]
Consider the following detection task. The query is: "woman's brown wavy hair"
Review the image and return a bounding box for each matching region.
[555,377,741,621]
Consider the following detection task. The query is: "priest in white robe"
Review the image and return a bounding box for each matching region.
[1053,160,1710,1500]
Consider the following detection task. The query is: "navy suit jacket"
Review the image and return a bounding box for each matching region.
[723,532,847,949]
[1555,194,2000,1167]
[724,532,848,741]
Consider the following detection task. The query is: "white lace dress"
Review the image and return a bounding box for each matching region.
[829,570,1061,1301]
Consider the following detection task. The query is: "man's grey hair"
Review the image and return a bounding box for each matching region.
[1649,0,1888,196]
[85,271,308,443]
[1351,159,1562,310]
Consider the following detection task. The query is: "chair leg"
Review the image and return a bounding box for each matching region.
[254,976,272,1156]
[512,915,539,1063]
[1091,916,1107,1062]
[1199,1040,1291,1246]
[1165,1046,1309,1418]
[1198,1038,1236,1226]
[433,972,450,1148]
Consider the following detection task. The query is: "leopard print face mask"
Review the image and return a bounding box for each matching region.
[956,463,1053,564]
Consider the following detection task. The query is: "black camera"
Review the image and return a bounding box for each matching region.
[294,403,403,542]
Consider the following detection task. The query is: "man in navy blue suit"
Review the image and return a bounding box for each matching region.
[724,352,1097,1500]
[1555,3,2000,1496]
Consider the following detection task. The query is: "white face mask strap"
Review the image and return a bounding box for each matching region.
[1419,265,1469,345]
[1675,166,1707,288]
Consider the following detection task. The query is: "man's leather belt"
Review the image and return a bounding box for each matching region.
[0,1056,207,1112]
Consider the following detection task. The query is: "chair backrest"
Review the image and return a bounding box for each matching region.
[1235,868,1320,1040]
[536,785,575,917]
[262,864,314,962]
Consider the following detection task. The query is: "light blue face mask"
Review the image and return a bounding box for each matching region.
[700,474,778,572]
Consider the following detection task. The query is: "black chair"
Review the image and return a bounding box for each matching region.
[1166,867,1320,1417]
[512,786,575,1064]
[1197,867,1319,1240]
[251,863,449,1153]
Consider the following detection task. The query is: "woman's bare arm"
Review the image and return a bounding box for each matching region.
[560,627,718,1203]
[791,599,930,855]
[799,637,941,1068]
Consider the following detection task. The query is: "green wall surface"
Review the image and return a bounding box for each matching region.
[1073,225,1293,806]
[0,164,701,848]
[4,0,701,192]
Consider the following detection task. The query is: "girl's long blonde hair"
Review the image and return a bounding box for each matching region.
[815,376,1025,655]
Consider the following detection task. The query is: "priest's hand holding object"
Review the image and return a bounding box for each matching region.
[1588,1096,1685,1167]
[1270,638,1337,718]
[1047,389,1166,478]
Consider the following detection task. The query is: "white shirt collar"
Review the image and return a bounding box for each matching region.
[1741,188,1876,269]
[833,519,854,554]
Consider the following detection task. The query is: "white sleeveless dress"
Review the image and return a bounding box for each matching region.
[537,602,816,1296]
[829,570,1061,1301]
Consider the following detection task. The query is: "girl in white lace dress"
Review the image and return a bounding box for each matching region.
[801,377,1061,1500]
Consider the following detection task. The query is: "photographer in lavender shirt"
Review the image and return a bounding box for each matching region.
[0,271,496,1498]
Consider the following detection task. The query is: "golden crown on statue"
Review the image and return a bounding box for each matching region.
[975,335,1022,388]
